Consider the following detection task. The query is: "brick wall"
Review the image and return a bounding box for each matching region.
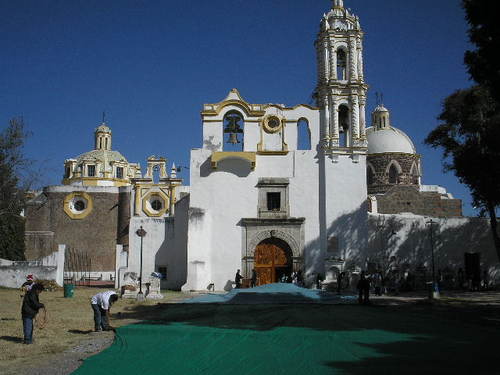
[374,186,462,217]
[25,190,126,270]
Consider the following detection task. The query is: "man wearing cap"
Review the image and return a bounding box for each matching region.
[21,283,45,344]
[21,275,35,293]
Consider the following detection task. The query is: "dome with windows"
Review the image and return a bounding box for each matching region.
[366,126,416,154]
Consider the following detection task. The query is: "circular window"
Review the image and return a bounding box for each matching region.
[268,117,280,129]
[64,192,93,219]
[74,200,86,212]
[151,199,162,211]
[263,115,282,133]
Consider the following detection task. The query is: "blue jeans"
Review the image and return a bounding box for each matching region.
[22,317,33,344]
[91,304,109,330]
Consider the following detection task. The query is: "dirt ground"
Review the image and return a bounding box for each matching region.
[0,286,187,375]
[1,287,499,375]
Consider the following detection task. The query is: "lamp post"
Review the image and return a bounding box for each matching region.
[136,226,147,301]
[426,219,439,299]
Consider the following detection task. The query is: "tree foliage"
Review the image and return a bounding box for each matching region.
[463,0,500,103]
[425,0,500,261]
[0,117,31,260]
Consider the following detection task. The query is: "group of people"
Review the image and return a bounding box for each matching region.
[234,269,305,288]
[19,274,119,344]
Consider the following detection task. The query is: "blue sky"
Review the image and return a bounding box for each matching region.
[1,0,475,214]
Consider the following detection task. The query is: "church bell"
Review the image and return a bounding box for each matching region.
[227,132,240,144]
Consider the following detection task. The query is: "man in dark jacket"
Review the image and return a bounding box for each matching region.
[21,283,45,344]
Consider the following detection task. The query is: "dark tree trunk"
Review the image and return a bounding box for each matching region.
[487,203,500,262]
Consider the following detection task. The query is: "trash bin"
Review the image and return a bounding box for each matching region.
[64,284,75,298]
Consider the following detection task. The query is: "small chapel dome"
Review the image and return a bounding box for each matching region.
[95,124,111,134]
[367,105,416,154]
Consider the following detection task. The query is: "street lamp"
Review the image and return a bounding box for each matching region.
[426,219,439,299]
[136,226,147,301]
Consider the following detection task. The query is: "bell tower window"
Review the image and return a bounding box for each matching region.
[223,111,244,151]
[337,49,347,81]
[297,118,311,150]
[338,105,350,147]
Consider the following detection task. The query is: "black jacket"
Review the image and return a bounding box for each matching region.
[21,289,44,318]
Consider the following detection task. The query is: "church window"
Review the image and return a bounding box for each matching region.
[410,162,419,185]
[99,138,102,149]
[367,166,375,185]
[388,164,399,184]
[267,192,281,211]
[338,105,349,147]
[297,118,311,150]
[87,165,96,177]
[105,138,109,150]
[74,200,86,212]
[151,199,162,211]
[337,49,347,80]
[223,111,244,151]
[116,167,123,179]
[64,166,70,178]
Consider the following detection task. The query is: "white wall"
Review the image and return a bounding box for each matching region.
[0,244,65,288]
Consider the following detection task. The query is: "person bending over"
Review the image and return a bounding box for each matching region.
[21,283,45,344]
[91,290,118,332]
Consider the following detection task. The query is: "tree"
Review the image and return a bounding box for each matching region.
[0,117,31,260]
[425,86,500,261]
[463,0,500,103]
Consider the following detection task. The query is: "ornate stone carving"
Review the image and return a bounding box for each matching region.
[248,229,301,258]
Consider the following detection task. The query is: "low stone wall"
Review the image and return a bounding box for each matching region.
[0,244,65,288]
[0,263,58,288]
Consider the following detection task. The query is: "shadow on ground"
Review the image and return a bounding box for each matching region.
[101,299,500,374]
[0,336,23,343]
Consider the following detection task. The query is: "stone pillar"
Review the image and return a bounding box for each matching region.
[329,40,337,81]
[357,37,364,81]
[320,96,330,148]
[323,40,330,83]
[359,97,366,138]
[349,37,358,81]
[331,98,339,139]
[351,96,359,139]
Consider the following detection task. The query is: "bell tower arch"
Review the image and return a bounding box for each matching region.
[315,0,368,152]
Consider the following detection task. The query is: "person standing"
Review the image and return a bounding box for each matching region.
[91,290,118,332]
[235,269,243,289]
[250,269,257,288]
[21,283,45,344]
[336,272,345,294]
[357,271,371,305]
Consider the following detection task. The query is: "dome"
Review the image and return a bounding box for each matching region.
[75,149,128,164]
[366,126,416,154]
[95,123,111,133]
[373,105,389,113]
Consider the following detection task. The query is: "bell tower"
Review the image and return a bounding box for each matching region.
[315,0,368,153]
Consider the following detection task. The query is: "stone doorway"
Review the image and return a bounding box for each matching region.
[254,238,292,285]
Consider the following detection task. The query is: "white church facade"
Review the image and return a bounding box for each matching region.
[24,0,500,291]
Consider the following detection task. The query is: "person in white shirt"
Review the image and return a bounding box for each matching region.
[91,290,118,332]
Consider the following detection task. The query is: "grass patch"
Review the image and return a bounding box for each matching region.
[0,287,186,374]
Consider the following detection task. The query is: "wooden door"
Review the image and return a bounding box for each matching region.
[254,242,289,285]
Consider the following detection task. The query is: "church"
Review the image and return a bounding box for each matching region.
[24,0,498,291]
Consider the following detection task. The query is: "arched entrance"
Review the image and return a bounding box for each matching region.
[254,238,292,285]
